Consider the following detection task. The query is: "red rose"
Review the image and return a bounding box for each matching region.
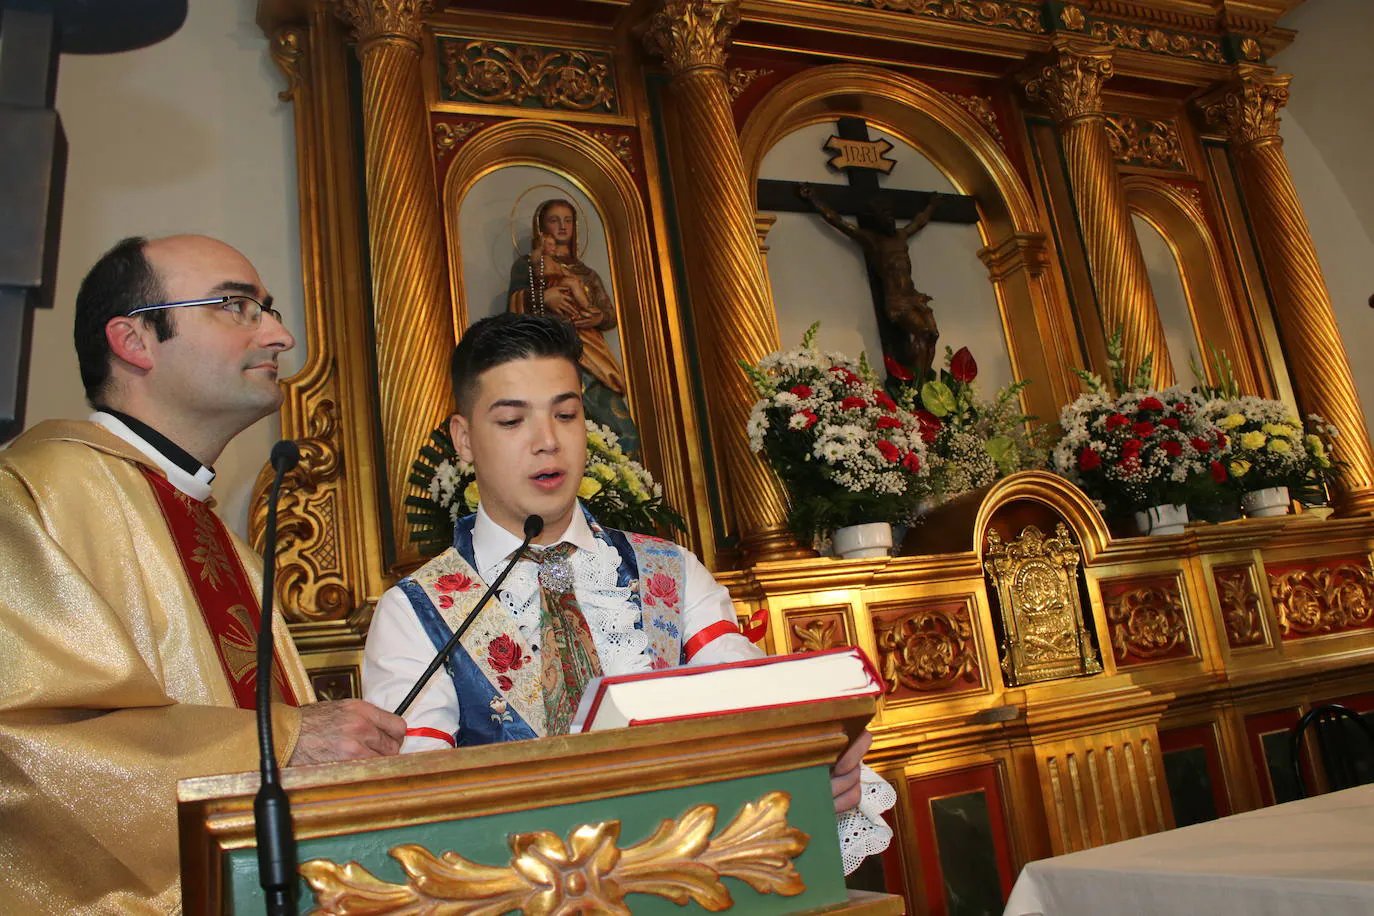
[1105,413,1129,431]
[796,408,818,429]
[1160,417,1181,430]
[487,634,527,673]
[950,346,978,383]
[437,573,476,593]
[1119,454,1140,472]
[1133,421,1156,437]
[1122,438,1144,454]
[1191,436,1212,453]
[915,410,943,443]
[643,572,680,608]
[497,674,514,691]
[841,396,868,410]
[1139,397,1165,411]
[1210,460,1227,484]
[1174,401,1193,414]
[1077,448,1102,471]
[829,366,861,386]
[902,451,922,473]
[876,440,901,463]
[789,384,813,398]
[877,415,901,429]
[883,355,914,381]
[1162,440,1183,457]
[1215,431,1228,448]
[874,391,897,412]
[438,595,454,610]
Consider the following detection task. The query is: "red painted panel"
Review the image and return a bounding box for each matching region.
[906,765,1016,916]
[1158,722,1232,818]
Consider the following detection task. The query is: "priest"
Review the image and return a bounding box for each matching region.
[0,236,406,914]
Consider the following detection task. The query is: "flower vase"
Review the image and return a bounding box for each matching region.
[832,522,894,559]
[1242,485,1290,518]
[1133,504,1188,536]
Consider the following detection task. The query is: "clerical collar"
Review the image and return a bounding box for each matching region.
[91,409,216,500]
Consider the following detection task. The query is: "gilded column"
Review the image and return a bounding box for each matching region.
[1200,67,1374,515]
[1022,37,1174,386]
[642,0,810,563]
[330,0,454,554]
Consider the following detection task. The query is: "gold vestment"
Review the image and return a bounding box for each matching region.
[0,421,314,914]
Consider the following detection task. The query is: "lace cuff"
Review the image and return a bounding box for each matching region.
[837,764,897,876]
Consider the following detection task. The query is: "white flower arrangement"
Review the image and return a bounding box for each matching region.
[742,323,932,538]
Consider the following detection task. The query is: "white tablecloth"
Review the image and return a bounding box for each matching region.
[1004,784,1374,916]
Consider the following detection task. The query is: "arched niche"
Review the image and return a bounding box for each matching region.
[738,64,1085,422]
[439,120,703,548]
[1122,176,1272,397]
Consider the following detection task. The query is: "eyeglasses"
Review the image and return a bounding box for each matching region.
[126,295,283,328]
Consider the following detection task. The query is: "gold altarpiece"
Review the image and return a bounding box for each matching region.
[252,0,1374,912]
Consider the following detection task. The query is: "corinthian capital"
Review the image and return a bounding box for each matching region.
[1020,36,1114,125]
[1198,65,1291,148]
[330,0,433,47]
[641,0,740,76]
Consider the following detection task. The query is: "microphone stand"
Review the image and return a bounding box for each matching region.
[255,440,300,916]
[394,514,544,718]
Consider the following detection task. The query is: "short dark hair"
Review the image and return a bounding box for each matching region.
[74,236,173,405]
[450,312,583,415]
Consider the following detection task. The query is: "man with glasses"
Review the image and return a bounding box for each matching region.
[0,235,406,914]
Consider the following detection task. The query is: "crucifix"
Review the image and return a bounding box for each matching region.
[758,117,979,380]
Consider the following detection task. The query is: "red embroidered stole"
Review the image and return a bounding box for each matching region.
[140,467,298,708]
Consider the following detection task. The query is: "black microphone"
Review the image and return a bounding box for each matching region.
[255,439,300,916]
[393,514,544,718]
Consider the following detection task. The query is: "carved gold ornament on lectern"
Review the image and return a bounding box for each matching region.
[301,791,808,915]
[983,524,1102,685]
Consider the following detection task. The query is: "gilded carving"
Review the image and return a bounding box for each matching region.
[250,399,351,621]
[790,618,845,653]
[641,0,741,75]
[1240,38,1262,62]
[433,120,481,153]
[330,0,433,46]
[1269,562,1374,638]
[875,603,982,694]
[726,67,772,101]
[269,27,307,103]
[301,792,808,914]
[1060,5,1086,31]
[1213,565,1265,648]
[1199,70,1290,147]
[984,523,1102,685]
[1104,581,1190,663]
[1021,39,1113,124]
[1105,116,1185,171]
[978,233,1050,281]
[828,0,1045,34]
[1087,21,1224,63]
[942,92,1004,146]
[440,39,618,113]
[578,127,637,174]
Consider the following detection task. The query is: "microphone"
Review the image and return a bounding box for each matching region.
[255,440,300,916]
[393,514,544,718]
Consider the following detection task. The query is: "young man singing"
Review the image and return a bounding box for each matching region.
[363,313,893,871]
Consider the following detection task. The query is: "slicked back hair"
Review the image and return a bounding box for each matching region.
[451,312,583,415]
[74,236,173,405]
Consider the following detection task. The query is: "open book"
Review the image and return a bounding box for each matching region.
[571,646,883,733]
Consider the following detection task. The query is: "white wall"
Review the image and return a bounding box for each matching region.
[1275,0,1374,437]
[18,0,304,537]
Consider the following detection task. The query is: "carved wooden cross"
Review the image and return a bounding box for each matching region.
[758,117,979,376]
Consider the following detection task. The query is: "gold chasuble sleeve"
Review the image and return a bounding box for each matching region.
[0,422,314,915]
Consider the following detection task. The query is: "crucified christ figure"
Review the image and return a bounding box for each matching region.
[798,184,942,379]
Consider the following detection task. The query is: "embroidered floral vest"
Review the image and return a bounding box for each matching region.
[400,508,687,746]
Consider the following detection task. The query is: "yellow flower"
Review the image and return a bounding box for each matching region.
[587,431,607,450]
[463,480,480,509]
[1267,438,1291,454]
[578,476,603,499]
[1230,459,1251,477]
[1219,413,1247,429]
[1305,434,1327,457]
[1239,431,1267,451]
[1263,423,1297,439]
[589,462,616,484]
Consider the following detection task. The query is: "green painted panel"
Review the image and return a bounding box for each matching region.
[227,765,843,915]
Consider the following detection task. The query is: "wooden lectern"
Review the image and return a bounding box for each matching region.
[178,696,904,915]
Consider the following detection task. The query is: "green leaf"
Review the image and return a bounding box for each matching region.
[922,380,957,417]
[801,321,821,349]
[986,435,1015,467]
